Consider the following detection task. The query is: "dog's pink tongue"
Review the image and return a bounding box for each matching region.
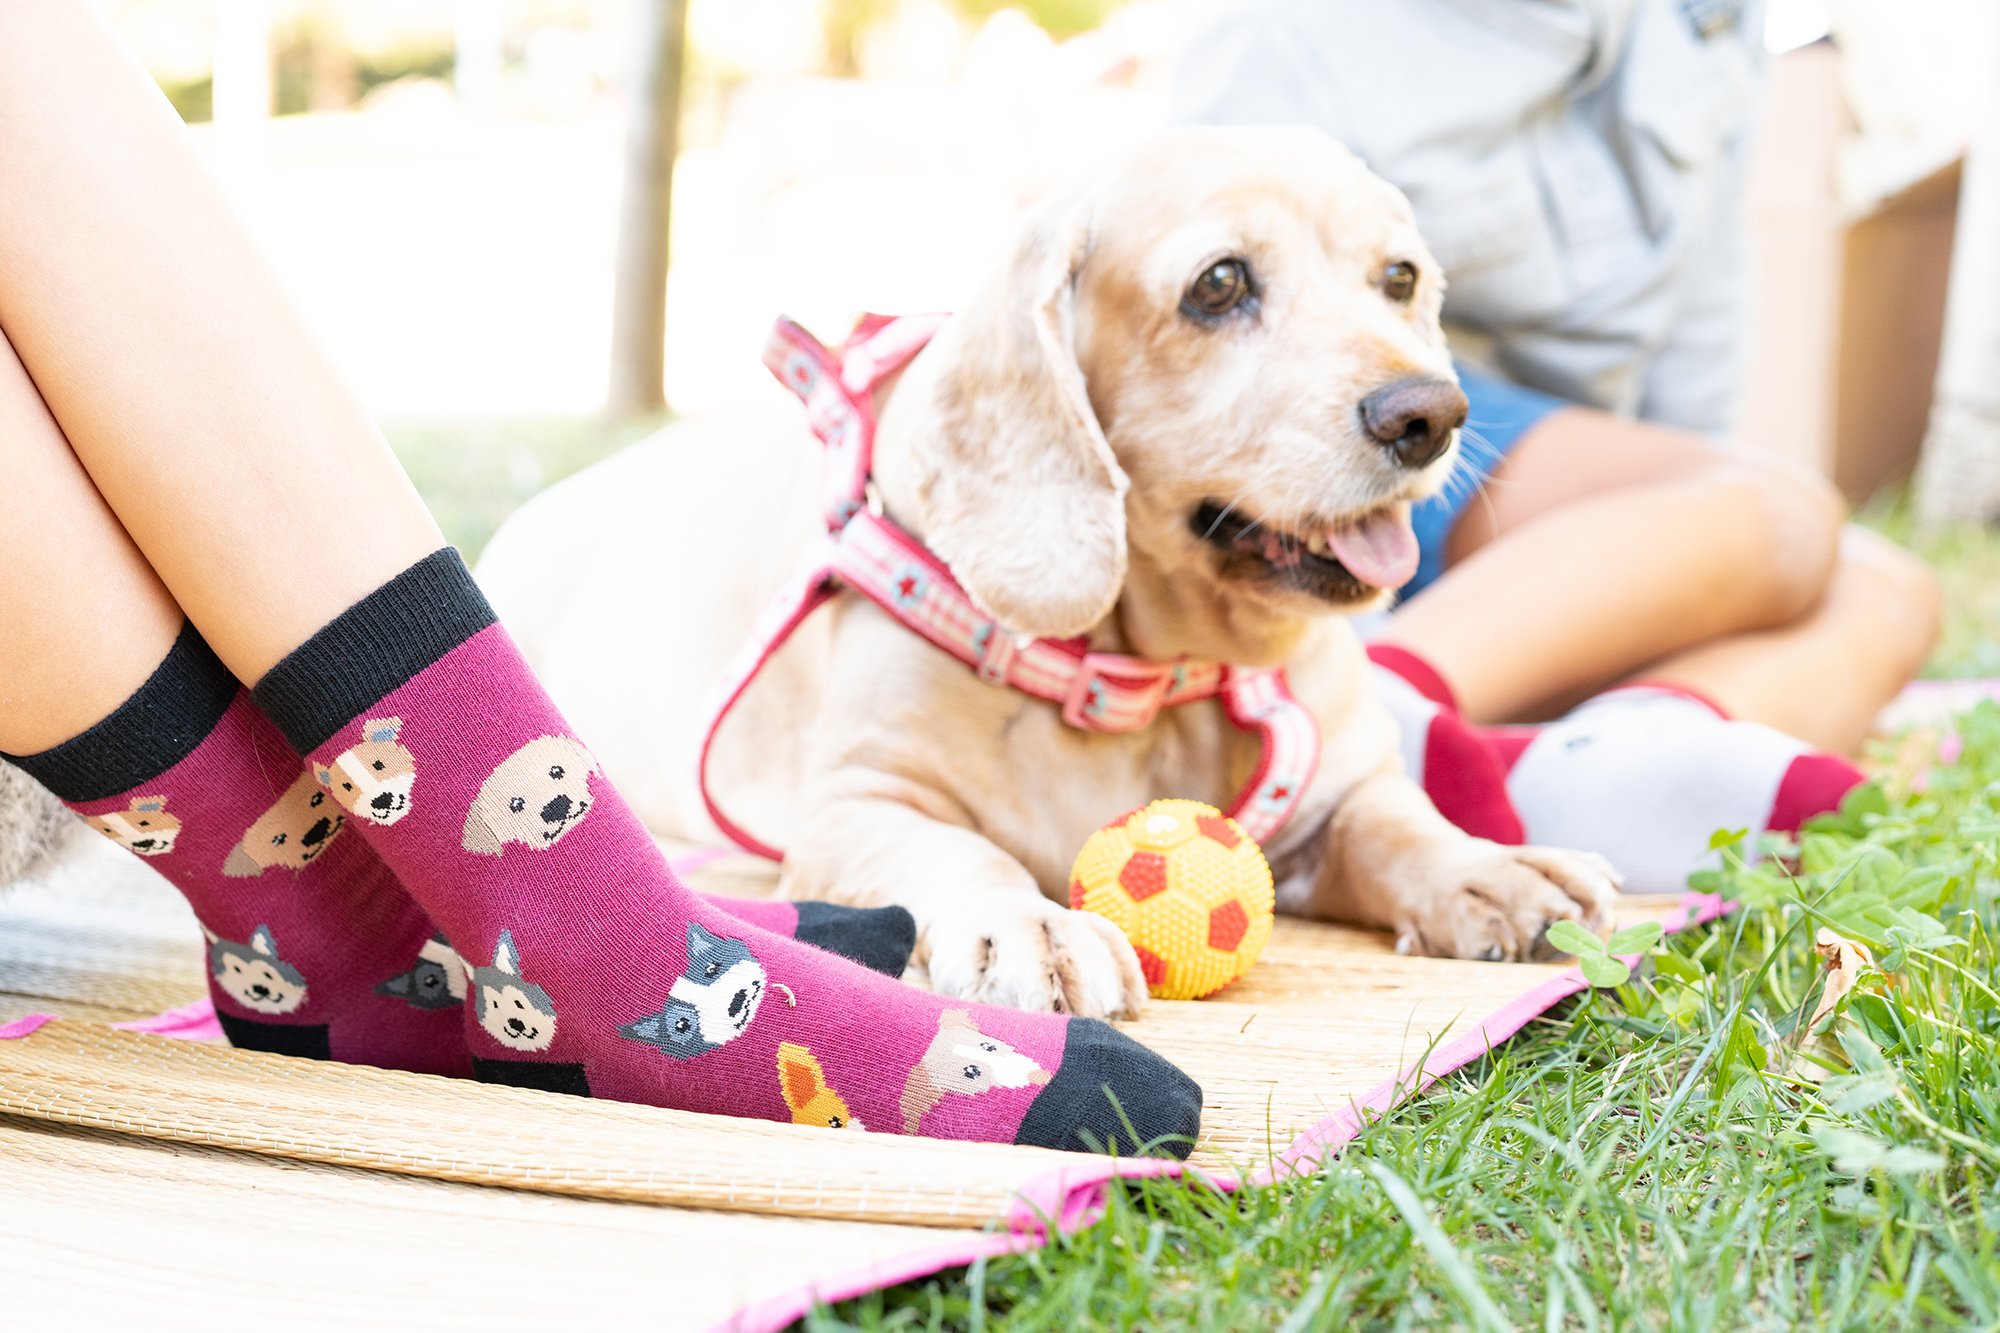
[1326,508,1420,589]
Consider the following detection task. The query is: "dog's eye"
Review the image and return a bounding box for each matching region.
[704,962,720,977]
[271,832,287,845]
[549,765,565,780]
[1183,258,1250,318]
[828,1116,844,1128]
[509,796,526,813]
[673,1017,691,1034]
[981,1042,998,1052]
[372,760,386,771]
[962,1064,981,1080]
[1383,260,1419,303]
[310,791,324,806]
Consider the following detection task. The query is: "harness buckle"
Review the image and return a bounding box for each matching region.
[1062,651,1174,733]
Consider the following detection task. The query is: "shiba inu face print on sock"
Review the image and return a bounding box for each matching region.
[315,716,416,826]
[82,793,180,856]
[224,768,345,877]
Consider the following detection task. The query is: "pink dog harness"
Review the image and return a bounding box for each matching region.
[697,314,1321,860]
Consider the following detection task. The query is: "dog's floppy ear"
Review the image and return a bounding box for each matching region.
[222,843,261,878]
[906,196,1129,640]
[461,801,505,856]
[363,717,404,744]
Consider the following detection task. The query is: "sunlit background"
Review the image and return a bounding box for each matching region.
[103,0,1999,555]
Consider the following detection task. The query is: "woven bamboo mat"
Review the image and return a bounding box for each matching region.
[0,827,1690,1330]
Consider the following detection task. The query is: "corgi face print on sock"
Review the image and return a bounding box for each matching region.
[83,794,181,857]
[899,1009,1051,1134]
[465,930,558,1051]
[375,934,467,1011]
[316,717,416,826]
[618,923,767,1059]
[777,1041,865,1131]
[461,735,598,856]
[205,924,308,1016]
[224,769,345,877]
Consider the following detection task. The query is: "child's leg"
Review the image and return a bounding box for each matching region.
[1383,407,1860,726]
[1620,527,1941,755]
[0,325,466,1073]
[0,11,1198,1152]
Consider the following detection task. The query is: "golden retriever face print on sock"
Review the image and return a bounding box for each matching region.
[461,735,598,856]
[83,794,181,857]
[224,769,345,877]
[205,924,309,1016]
[315,716,416,826]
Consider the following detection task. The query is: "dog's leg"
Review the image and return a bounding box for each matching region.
[1299,769,1621,961]
[783,797,1149,1018]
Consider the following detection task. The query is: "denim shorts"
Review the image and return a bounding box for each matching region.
[1401,368,1569,600]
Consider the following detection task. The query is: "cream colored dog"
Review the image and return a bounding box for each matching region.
[479,127,1619,1019]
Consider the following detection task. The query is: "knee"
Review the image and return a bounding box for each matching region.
[1697,457,1846,626]
[1841,527,1942,679]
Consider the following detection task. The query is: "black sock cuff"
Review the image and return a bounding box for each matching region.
[1,621,238,802]
[252,546,496,754]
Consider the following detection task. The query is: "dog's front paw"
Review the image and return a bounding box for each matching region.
[923,898,1148,1018]
[1397,843,1622,962]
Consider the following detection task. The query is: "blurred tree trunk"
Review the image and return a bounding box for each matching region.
[1915,16,2000,524]
[606,0,691,416]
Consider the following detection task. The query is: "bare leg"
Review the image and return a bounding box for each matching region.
[0,324,180,752]
[0,4,440,684]
[1632,527,1941,753]
[1382,407,1850,722]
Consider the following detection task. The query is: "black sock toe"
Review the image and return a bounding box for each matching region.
[1015,1019,1202,1159]
[793,901,918,976]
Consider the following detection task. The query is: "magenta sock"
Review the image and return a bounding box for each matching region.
[305,718,914,974]
[253,550,1199,1153]
[2,625,468,1076]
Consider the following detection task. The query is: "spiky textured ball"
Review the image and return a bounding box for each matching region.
[1068,799,1275,1000]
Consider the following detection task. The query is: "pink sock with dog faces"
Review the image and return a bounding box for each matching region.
[1,625,471,1077]
[253,549,1201,1153]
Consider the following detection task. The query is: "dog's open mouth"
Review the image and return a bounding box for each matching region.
[1191,500,1421,603]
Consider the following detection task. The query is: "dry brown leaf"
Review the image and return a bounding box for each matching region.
[1807,927,1879,1034]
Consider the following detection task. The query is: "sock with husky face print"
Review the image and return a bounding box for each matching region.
[253,548,1202,1154]
[1,624,470,1075]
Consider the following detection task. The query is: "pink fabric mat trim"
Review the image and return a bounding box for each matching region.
[114,997,224,1040]
[0,1014,53,1040]
[718,890,1733,1332]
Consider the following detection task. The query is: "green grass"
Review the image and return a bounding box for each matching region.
[394,426,2000,1330]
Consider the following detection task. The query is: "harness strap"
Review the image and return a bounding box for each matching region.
[699,314,1322,861]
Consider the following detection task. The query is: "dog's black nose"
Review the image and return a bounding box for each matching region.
[303,818,332,846]
[1359,378,1467,470]
[371,792,397,812]
[541,794,572,824]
